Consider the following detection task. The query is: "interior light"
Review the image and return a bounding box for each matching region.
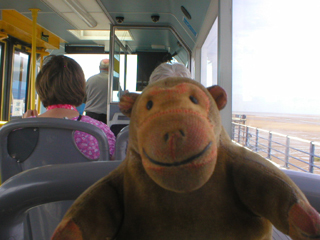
[63,0,97,28]
[152,45,166,50]
[68,30,133,41]
[68,30,109,40]
[115,30,134,41]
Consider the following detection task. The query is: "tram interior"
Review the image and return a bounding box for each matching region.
[0,0,210,128]
[0,1,320,240]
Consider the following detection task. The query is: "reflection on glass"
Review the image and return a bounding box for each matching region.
[126,55,138,93]
[11,51,29,117]
[201,19,218,87]
[112,41,121,102]
[112,27,189,97]
[115,30,134,42]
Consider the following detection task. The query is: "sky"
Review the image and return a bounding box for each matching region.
[232,0,320,115]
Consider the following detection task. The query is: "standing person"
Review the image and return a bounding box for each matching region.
[23,55,115,159]
[84,59,109,124]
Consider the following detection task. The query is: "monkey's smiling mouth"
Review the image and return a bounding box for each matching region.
[143,142,212,167]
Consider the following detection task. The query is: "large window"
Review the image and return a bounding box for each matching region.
[232,0,320,156]
[201,19,218,87]
[125,54,138,93]
[67,54,109,81]
[233,0,320,117]
[67,52,137,103]
[10,50,30,117]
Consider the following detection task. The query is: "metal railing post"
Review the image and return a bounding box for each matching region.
[231,123,235,140]
[245,126,249,147]
[285,136,290,169]
[238,124,241,143]
[309,141,315,173]
[267,132,272,159]
[241,125,244,143]
[255,128,259,152]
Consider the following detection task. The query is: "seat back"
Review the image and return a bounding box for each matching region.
[272,169,320,240]
[114,125,129,161]
[108,103,130,136]
[0,161,121,240]
[0,118,111,240]
[0,163,319,240]
[0,117,110,183]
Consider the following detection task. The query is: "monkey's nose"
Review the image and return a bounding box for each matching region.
[164,129,185,142]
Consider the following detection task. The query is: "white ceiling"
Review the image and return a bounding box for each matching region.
[41,0,111,30]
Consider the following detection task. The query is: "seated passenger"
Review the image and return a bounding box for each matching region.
[23,55,115,159]
[149,62,192,84]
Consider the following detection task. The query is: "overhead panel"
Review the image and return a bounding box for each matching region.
[0,10,64,49]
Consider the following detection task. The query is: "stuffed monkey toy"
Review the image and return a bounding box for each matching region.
[52,77,320,240]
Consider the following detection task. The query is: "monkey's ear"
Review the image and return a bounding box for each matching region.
[119,93,140,117]
[207,85,227,110]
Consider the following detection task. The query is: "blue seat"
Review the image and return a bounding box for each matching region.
[272,169,320,240]
[0,161,121,240]
[0,117,110,183]
[273,226,292,240]
[0,164,320,240]
[114,125,129,161]
[0,117,111,240]
[0,161,318,240]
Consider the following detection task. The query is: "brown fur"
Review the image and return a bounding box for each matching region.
[52,78,320,240]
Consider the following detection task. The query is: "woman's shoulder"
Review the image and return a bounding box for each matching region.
[79,116,115,141]
[72,115,116,156]
[74,115,105,126]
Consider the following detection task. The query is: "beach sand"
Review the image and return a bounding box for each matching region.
[238,113,320,142]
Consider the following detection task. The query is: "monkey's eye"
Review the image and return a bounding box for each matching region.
[189,96,198,104]
[146,100,153,110]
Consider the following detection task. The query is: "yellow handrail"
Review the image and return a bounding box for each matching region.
[29,9,40,110]
[0,121,7,127]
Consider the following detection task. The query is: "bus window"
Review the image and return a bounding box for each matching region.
[112,39,139,102]
[233,0,320,117]
[126,54,138,93]
[201,19,218,87]
[66,54,109,81]
[119,53,138,94]
[10,50,30,118]
[231,0,320,171]
[112,40,122,102]
[112,27,190,99]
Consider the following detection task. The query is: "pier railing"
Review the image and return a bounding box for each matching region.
[232,122,320,174]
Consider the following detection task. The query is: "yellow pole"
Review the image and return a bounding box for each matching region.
[29,9,40,110]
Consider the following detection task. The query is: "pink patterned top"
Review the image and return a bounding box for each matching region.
[32,104,115,160]
[72,115,115,160]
